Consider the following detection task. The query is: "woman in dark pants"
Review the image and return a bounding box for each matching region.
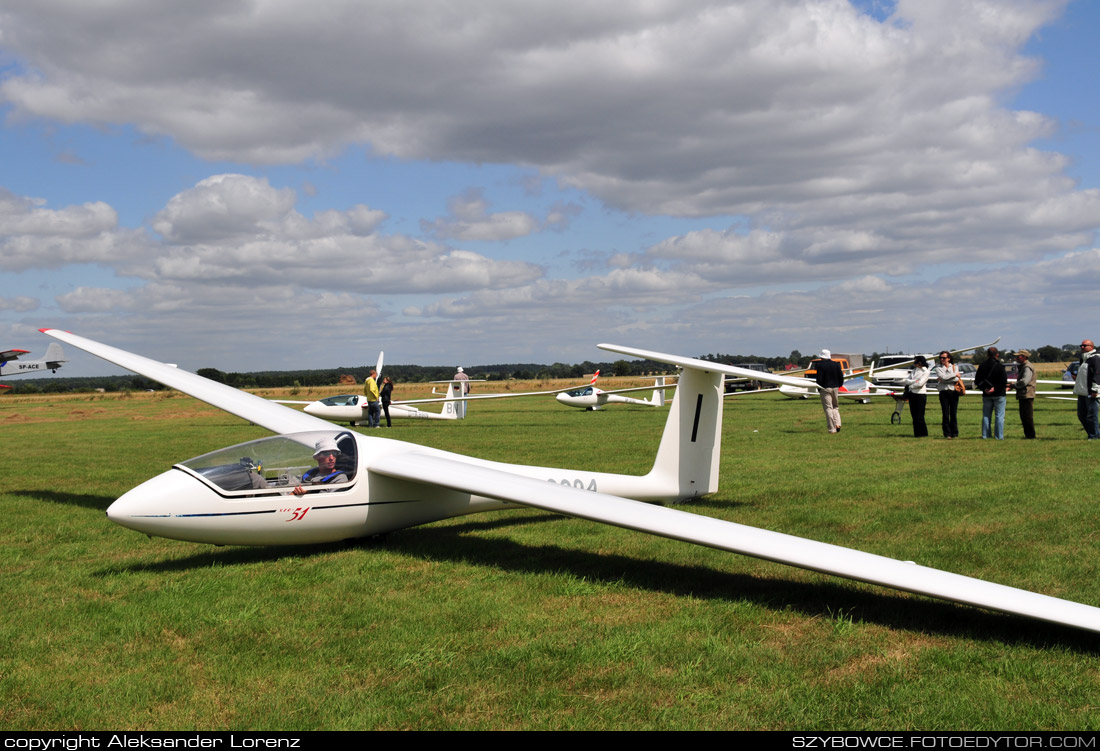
[934,350,961,438]
[380,377,394,428]
[902,355,931,437]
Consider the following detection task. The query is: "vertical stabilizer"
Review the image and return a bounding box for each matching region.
[650,376,667,407]
[442,381,463,419]
[43,342,65,366]
[599,345,816,501]
[645,366,724,499]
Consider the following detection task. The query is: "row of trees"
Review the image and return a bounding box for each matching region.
[5,345,1085,394]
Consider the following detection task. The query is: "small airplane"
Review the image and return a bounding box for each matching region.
[778,375,901,404]
[555,372,674,410]
[1,342,66,381]
[39,328,1100,634]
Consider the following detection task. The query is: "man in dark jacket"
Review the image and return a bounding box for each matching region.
[1074,339,1100,439]
[975,347,1007,440]
[814,348,844,434]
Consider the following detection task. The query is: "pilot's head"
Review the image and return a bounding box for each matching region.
[313,438,341,471]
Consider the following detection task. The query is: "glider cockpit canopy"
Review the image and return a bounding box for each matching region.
[318,395,362,407]
[177,430,358,495]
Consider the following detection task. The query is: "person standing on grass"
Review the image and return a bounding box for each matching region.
[902,355,931,437]
[380,376,394,428]
[1014,350,1036,440]
[935,350,962,439]
[453,366,470,418]
[813,349,844,434]
[975,347,1007,440]
[1075,339,1100,440]
[363,369,381,428]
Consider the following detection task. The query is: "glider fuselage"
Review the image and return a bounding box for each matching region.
[107,428,676,546]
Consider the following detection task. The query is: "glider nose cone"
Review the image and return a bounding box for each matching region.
[106,469,201,537]
[303,402,326,418]
[555,393,568,404]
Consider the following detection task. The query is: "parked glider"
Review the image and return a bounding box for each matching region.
[274,350,489,422]
[555,372,674,410]
[38,329,1100,634]
[279,380,476,423]
[279,371,614,424]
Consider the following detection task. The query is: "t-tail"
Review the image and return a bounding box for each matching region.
[644,365,722,498]
[443,381,464,419]
[649,375,668,407]
[597,345,818,501]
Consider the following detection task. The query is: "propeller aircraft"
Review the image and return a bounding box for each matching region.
[1,342,66,389]
[38,328,1100,634]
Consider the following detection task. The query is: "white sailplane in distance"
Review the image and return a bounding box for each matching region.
[555,371,674,410]
[39,328,1100,635]
[274,352,483,423]
[279,364,617,424]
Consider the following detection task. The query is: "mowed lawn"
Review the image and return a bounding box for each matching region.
[1,385,1098,730]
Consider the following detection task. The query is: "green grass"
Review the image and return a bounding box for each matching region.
[1,389,1098,730]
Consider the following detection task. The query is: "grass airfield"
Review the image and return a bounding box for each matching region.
[1,380,1098,730]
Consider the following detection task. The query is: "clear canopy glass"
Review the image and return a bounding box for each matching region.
[177,430,358,494]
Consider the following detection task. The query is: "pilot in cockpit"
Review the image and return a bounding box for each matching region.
[292,438,349,496]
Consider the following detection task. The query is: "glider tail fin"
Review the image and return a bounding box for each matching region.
[444,381,466,420]
[43,342,65,368]
[597,344,811,501]
[646,364,723,499]
[650,375,667,407]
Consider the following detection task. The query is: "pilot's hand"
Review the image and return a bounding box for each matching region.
[292,485,306,496]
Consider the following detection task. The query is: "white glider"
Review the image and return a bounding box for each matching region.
[279,372,618,424]
[555,372,674,410]
[39,328,1100,634]
[276,382,476,423]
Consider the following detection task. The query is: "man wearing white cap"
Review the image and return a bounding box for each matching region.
[813,349,844,434]
[292,437,348,495]
[453,366,470,419]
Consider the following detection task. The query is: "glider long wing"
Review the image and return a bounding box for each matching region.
[40,329,334,435]
[598,344,821,389]
[371,452,1100,633]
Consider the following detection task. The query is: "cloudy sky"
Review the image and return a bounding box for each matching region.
[2,0,1098,374]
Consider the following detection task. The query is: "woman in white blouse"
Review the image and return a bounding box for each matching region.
[934,350,961,439]
[902,355,931,437]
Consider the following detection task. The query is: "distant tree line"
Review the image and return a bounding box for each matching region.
[5,358,671,394]
[6,344,1082,395]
